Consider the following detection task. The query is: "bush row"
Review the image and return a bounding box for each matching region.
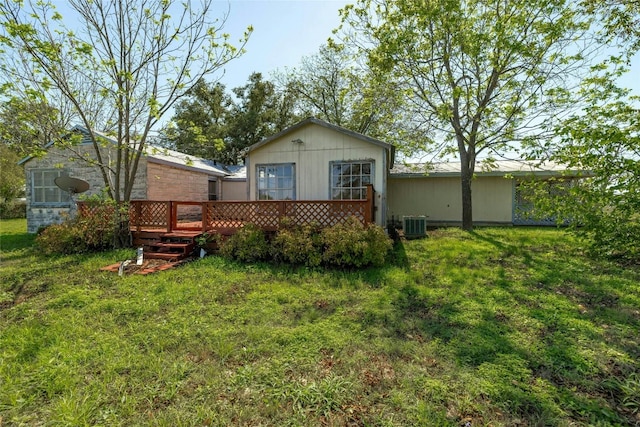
[35,206,393,268]
[219,216,393,268]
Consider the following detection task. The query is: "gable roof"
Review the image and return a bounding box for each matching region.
[390,160,587,178]
[18,125,230,176]
[246,117,396,166]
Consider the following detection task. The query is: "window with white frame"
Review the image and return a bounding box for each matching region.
[256,163,295,200]
[31,169,68,205]
[330,160,373,200]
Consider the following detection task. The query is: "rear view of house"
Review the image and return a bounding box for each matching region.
[244,117,395,226]
[21,119,583,234]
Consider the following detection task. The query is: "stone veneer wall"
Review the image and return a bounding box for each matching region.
[146,162,210,201]
[24,144,148,233]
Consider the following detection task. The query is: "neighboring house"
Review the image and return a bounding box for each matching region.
[388,160,582,226]
[19,126,242,233]
[244,117,395,226]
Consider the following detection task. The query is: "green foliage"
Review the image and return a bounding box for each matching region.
[34,220,85,255]
[194,232,220,251]
[320,216,393,268]
[226,73,298,164]
[337,0,598,229]
[220,217,392,268]
[164,73,299,165]
[581,0,640,54]
[164,79,231,161]
[0,199,25,219]
[277,44,405,143]
[219,223,270,262]
[526,85,640,264]
[271,218,323,267]
[35,201,128,255]
[0,145,24,203]
[0,97,65,158]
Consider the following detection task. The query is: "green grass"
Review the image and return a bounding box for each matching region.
[1,219,639,426]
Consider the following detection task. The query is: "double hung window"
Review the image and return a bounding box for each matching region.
[256,164,295,200]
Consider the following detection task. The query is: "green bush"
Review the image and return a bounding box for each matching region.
[35,201,127,255]
[35,221,86,255]
[321,216,393,268]
[0,200,26,219]
[271,218,323,267]
[219,223,270,262]
[586,211,640,264]
[217,217,392,268]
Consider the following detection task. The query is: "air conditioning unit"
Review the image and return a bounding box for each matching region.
[403,216,427,239]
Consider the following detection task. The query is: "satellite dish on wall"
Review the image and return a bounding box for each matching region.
[54,176,90,194]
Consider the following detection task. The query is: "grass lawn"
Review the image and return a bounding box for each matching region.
[1,218,639,426]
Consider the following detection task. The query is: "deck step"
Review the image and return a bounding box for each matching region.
[140,231,202,261]
[162,231,203,239]
[144,252,184,261]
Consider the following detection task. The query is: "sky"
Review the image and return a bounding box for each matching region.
[210,0,351,90]
[214,0,640,96]
[47,0,640,107]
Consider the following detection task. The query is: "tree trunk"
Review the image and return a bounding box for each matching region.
[460,160,473,231]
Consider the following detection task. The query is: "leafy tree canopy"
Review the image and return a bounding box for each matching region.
[336,0,598,230]
[165,72,299,165]
[523,0,640,263]
[0,97,67,158]
[0,145,24,203]
[276,44,407,147]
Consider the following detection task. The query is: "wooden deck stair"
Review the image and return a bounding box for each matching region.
[143,231,202,261]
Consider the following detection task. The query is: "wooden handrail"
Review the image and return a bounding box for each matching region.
[80,189,376,233]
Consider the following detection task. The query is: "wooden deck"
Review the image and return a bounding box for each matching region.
[78,186,376,260]
[79,185,375,234]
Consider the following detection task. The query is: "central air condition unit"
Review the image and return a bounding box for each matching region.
[403,216,427,238]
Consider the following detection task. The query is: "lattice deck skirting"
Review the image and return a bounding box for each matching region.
[78,185,375,235]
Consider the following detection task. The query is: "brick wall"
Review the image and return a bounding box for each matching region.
[146,162,210,201]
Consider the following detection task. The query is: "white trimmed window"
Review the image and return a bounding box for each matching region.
[256,163,295,200]
[31,169,68,206]
[330,160,373,200]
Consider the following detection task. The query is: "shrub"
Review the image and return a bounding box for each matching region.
[0,200,26,219]
[321,216,393,268]
[35,221,86,255]
[36,200,127,255]
[217,217,392,268]
[271,218,323,267]
[219,223,269,262]
[586,211,640,264]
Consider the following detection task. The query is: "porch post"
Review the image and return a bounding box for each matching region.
[135,202,142,232]
[202,202,207,233]
[279,201,286,229]
[168,201,174,232]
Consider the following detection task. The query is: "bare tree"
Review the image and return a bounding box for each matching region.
[0,0,251,203]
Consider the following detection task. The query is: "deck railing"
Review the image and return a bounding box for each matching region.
[79,186,375,234]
